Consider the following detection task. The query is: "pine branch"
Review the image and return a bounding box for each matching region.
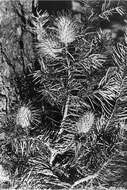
[2,1,127,189]
[99,6,125,21]
[105,43,127,128]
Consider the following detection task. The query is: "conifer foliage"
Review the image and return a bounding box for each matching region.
[0,0,127,189]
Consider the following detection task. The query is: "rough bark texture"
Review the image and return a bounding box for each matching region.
[0,0,34,125]
[0,0,14,130]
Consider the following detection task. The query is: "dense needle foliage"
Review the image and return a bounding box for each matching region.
[0,0,127,189]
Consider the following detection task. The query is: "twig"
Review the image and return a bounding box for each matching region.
[63,95,70,121]
[69,173,98,190]
[59,55,71,134]
[70,156,113,189]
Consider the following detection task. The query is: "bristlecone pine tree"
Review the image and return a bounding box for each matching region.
[1,0,127,189]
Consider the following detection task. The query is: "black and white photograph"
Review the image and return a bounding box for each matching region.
[0,0,127,189]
